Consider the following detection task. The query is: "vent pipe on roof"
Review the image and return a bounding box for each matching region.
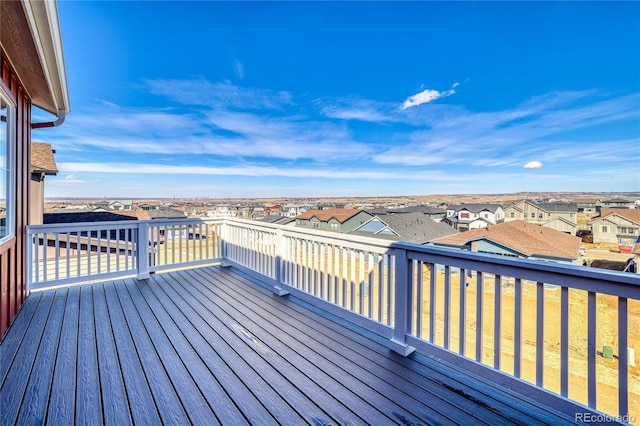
[32,109,66,129]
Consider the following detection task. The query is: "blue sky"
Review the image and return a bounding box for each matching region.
[35,1,640,199]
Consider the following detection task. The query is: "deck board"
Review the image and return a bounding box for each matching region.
[46,285,79,424]
[113,280,191,425]
[1,265,587,425]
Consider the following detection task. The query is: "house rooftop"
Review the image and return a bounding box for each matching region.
[432,220,581,260]
[297,208,363,223]
[596,208,640,224]
[31,142,58,175]
[448,203,503,212]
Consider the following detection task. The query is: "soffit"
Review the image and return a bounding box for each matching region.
[0,0,70,116]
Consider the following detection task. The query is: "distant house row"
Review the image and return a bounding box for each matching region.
[292,207,585,265]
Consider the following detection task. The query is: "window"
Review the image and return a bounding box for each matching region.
[460,212,470,219]
[510,212,515,218]
[601,226,608,233]
[530,212,535,218]
[0,89,15,242]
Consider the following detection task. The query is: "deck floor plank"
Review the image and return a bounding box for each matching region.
[0,265,592,425]
[114,279,191,425]
[103,281,162,424]
[123,279,221,426]
[155,272,362,424]
[1,291,55,425]
[180,268,443,426]
[15,289,67,425]
[46,286,80,424]
[0,292,42,383]
[75,285,103,424]
[194,267,496,426]
[92,283,133,425]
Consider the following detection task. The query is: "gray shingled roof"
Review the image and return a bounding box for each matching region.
[352,212,458,244]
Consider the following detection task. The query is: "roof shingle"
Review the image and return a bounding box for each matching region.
[31,142,58,174]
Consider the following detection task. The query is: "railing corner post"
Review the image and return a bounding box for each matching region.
[137,222,150,280]
[390,247,415,356]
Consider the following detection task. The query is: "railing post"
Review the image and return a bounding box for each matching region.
[274,228,289,296]
[390,248,415,356]
[220,220,231,267]
[26,227,33,294]
[137,222,150,280]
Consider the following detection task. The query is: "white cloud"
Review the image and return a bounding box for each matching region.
[64,174,78,180]
[400,82,458,110]
[524,160,543,169]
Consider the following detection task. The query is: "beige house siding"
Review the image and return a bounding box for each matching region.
[591,215,640,245]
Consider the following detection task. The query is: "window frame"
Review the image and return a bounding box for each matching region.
[0,86,16,245]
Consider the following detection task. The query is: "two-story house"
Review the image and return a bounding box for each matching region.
[282,203,312,218]
[590,208,640,246]
[572,198,600,215]
[504,200,577,234]
[601,198,638,209]
[295,208,373,233]
[444,204,504,231]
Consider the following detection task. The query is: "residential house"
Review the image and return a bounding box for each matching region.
[601,198,638,209]
[109,200,133,211]
[264,204,282,216]
[444,203,504,231]
[431,220,581,264]
[30,142,58,224]
[350,212,457,244]
[282,203,312,218]
[137,201,161,211]
[207,204,238,218]
[1,0,70,337]
[295,208,374,233]
[503,200,577,234]
[572,198,600,215]
[590,208,640,245]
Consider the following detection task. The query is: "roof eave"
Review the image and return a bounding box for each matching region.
[1,0,70,116]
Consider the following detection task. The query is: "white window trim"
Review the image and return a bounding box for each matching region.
[0,86,15,244]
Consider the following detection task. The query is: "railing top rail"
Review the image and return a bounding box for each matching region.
[27,217,225,234]
[27,220,142,233]
[393,241,640,296]
[223,217,397,251]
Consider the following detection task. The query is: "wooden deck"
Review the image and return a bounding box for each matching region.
[1,265,584,425]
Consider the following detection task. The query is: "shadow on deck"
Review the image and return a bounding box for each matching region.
[2,266,586,425]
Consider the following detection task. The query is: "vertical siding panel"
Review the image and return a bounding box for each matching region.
[0,49,31,340]
[1,247,9,334]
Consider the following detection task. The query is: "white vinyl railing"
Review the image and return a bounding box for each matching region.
[27,217,640,421]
